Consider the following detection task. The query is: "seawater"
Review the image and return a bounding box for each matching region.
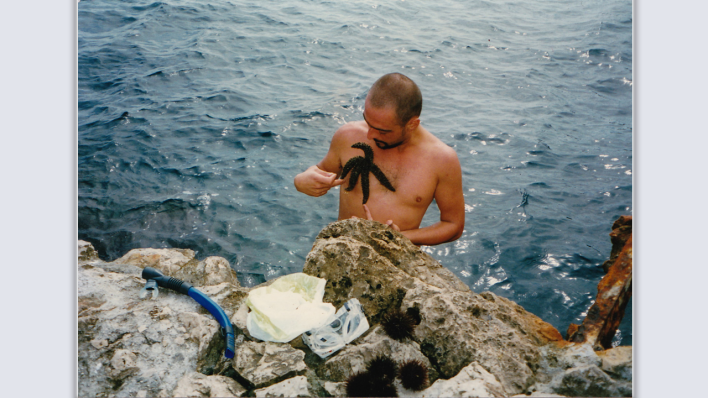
[78,0,633,344]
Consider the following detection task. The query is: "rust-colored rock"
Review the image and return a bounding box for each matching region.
[602,215,632,273]
[569,216,632,350]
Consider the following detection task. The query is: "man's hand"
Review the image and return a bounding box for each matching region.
[294,165,345,197]
[362,204,401,232]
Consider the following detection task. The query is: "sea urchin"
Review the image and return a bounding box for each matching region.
[366,354,398,383]
[346,370,398,397]
[399,359,429,391]
[381,309,416,341]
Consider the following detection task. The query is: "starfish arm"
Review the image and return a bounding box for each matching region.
[345,166,362,191]
[352,142,374,160]
[341,156,363,179]
[370,164,396,192]
[361,171,370,204]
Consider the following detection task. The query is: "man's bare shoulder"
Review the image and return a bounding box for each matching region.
[420,130,461,167]
[332,121,367,143]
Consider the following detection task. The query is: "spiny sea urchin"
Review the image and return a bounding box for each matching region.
[381,309,416,341]
[366,354,398,383]
[398,359,429,391]
[346,371,376,398]
[346,371,399,397]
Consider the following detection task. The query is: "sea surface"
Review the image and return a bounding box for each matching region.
[78,0,633,345]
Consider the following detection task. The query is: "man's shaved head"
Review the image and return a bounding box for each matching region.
[368,73,423,126]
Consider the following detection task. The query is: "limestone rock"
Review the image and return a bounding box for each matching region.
[254,376,310,397]
[78,241,244,397]
[323,381,347,397]
[398,361,506,398]
[111,248,240,287]
[527,343,631,397]
[553,365,632,397]
[232,341,307,389]
[314,219,470,292]
[303,234,416,325]
[402,282,563,395]
[597,346,632,381]
[318,325,437,382]
[79,240,99,262]
[172,372,246,397]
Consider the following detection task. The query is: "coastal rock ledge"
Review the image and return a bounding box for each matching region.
[78,219,632,397]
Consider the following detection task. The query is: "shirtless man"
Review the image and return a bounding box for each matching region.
[294,73,465,246]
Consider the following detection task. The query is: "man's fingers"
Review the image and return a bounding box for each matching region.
[363,204,373,220]
[332,178,346,186]
[386,220,401,232]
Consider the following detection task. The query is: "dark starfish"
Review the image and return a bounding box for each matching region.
[340,142,395,204]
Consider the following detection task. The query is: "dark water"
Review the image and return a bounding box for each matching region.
[78,0,632,345]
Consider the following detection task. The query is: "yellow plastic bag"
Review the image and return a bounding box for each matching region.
[246,273,335,343]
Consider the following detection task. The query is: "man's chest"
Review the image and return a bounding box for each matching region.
[340,149,438,205]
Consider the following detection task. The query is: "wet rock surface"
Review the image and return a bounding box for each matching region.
[78,217,632,397]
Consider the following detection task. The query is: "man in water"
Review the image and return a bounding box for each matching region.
[294,73,465,245]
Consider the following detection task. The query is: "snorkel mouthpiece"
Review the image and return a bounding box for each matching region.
[141,267,235,359]
[141,267,193,294]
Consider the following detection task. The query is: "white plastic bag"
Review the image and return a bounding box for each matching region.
[245,273,335,343]
[302,298,369,359]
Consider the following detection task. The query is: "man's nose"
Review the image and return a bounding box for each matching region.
[366,127,377,140]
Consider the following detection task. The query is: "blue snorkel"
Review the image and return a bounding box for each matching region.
[141,267,235,359]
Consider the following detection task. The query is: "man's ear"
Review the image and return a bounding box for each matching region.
[405,116,420,132]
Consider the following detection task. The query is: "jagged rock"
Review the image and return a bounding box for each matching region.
[79,240,99,261]
[303,220,470,326]
[526,343,631,397]
[402,281,563,395]
[112,248,240,288]
[79,217,633,398]
[602,216,632,273]
[254,376,310,397]
[597,346,632,381]
[318,325,437,382]
[323,381,347,397]
[397,361,507,397]
[553,365,632,397]
[314,219,470,292]
[232,341,307,389]
[78,242,245,397]
[171,372,246,397]
[570,217,632,350]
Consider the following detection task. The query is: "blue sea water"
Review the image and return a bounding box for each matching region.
[78,0,632,345]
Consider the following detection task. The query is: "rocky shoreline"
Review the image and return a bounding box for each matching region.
[78,218,632,397]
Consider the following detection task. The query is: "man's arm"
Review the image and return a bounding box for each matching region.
[293,125,348,196]
[397,150,465,245]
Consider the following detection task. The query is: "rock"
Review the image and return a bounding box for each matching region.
[172,372,246,397]
[402,282,562,395]
[569,224,632,350]
[232,341,307,389]
[597,346,632,381]
[111,248,240,288]
[78,216,633,398]
[303,234,417,325]
[254,376,310,397]
[318,325,437,382]
[553,365,632,397]
[78,242,245,397]
[314,219,470,292]
[526,343,631,397]
[303,220,473,326]
[602,216,632,273]
[398,361,506,398]
[323,381,347,397]
[79,240,99,262]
